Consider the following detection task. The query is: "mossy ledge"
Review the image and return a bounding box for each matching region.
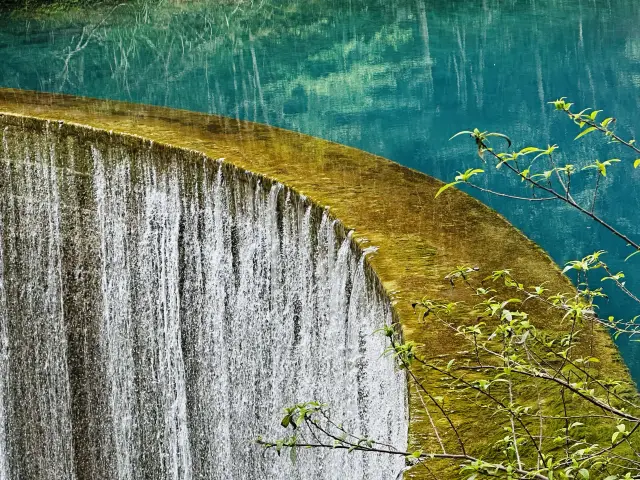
[0,88,634,478]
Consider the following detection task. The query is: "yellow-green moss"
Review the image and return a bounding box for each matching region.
[0,88,634,478]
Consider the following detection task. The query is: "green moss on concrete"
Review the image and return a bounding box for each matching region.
[0,88,636,478]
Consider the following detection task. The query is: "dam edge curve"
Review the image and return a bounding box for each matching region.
[0,88,634,479]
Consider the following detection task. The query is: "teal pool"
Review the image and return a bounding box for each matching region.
[2,0,640,381]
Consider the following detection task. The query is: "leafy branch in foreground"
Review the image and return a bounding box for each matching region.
[442,101,640,252]
[260,100,640,479]
[260,260,640,478]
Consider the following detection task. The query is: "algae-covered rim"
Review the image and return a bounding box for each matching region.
[0,88,628,478]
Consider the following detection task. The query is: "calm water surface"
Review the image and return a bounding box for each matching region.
[2,0,640,380]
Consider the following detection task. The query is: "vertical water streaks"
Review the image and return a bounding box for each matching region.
[0,128,9,480]
[131,161,192,480]
[0,125,76,480]
[93,146,136,479]
[0,121,407,480]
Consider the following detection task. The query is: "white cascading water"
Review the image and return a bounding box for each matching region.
[0,120,407,480]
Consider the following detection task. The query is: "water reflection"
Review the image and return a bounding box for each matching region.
[2,0,640,378]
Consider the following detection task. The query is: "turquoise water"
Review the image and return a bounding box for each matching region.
[2,0,640,380]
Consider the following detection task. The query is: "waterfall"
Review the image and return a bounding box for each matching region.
[0,119,407,480]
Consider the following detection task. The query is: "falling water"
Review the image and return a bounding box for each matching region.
[0,118,407,480]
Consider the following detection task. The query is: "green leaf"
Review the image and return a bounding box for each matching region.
[625,249,640,262]
[410,450,422,458]
[576,108,591,118]
[455,168,485,182]
[435,181,461,198]
[575,126,597,140]
[598,162,607,176]
[579,468,590,480]
[519,146,543,155]
[601,117,615,128]
[449,130,474,141]
[584,159,620,177]
[550,98,568,110]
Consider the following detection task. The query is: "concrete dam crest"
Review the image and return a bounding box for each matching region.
[0,89,631,480]
[0,114,407,479]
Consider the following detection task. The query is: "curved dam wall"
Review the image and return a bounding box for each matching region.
[0,116,407,479]
[0,89,633,480]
